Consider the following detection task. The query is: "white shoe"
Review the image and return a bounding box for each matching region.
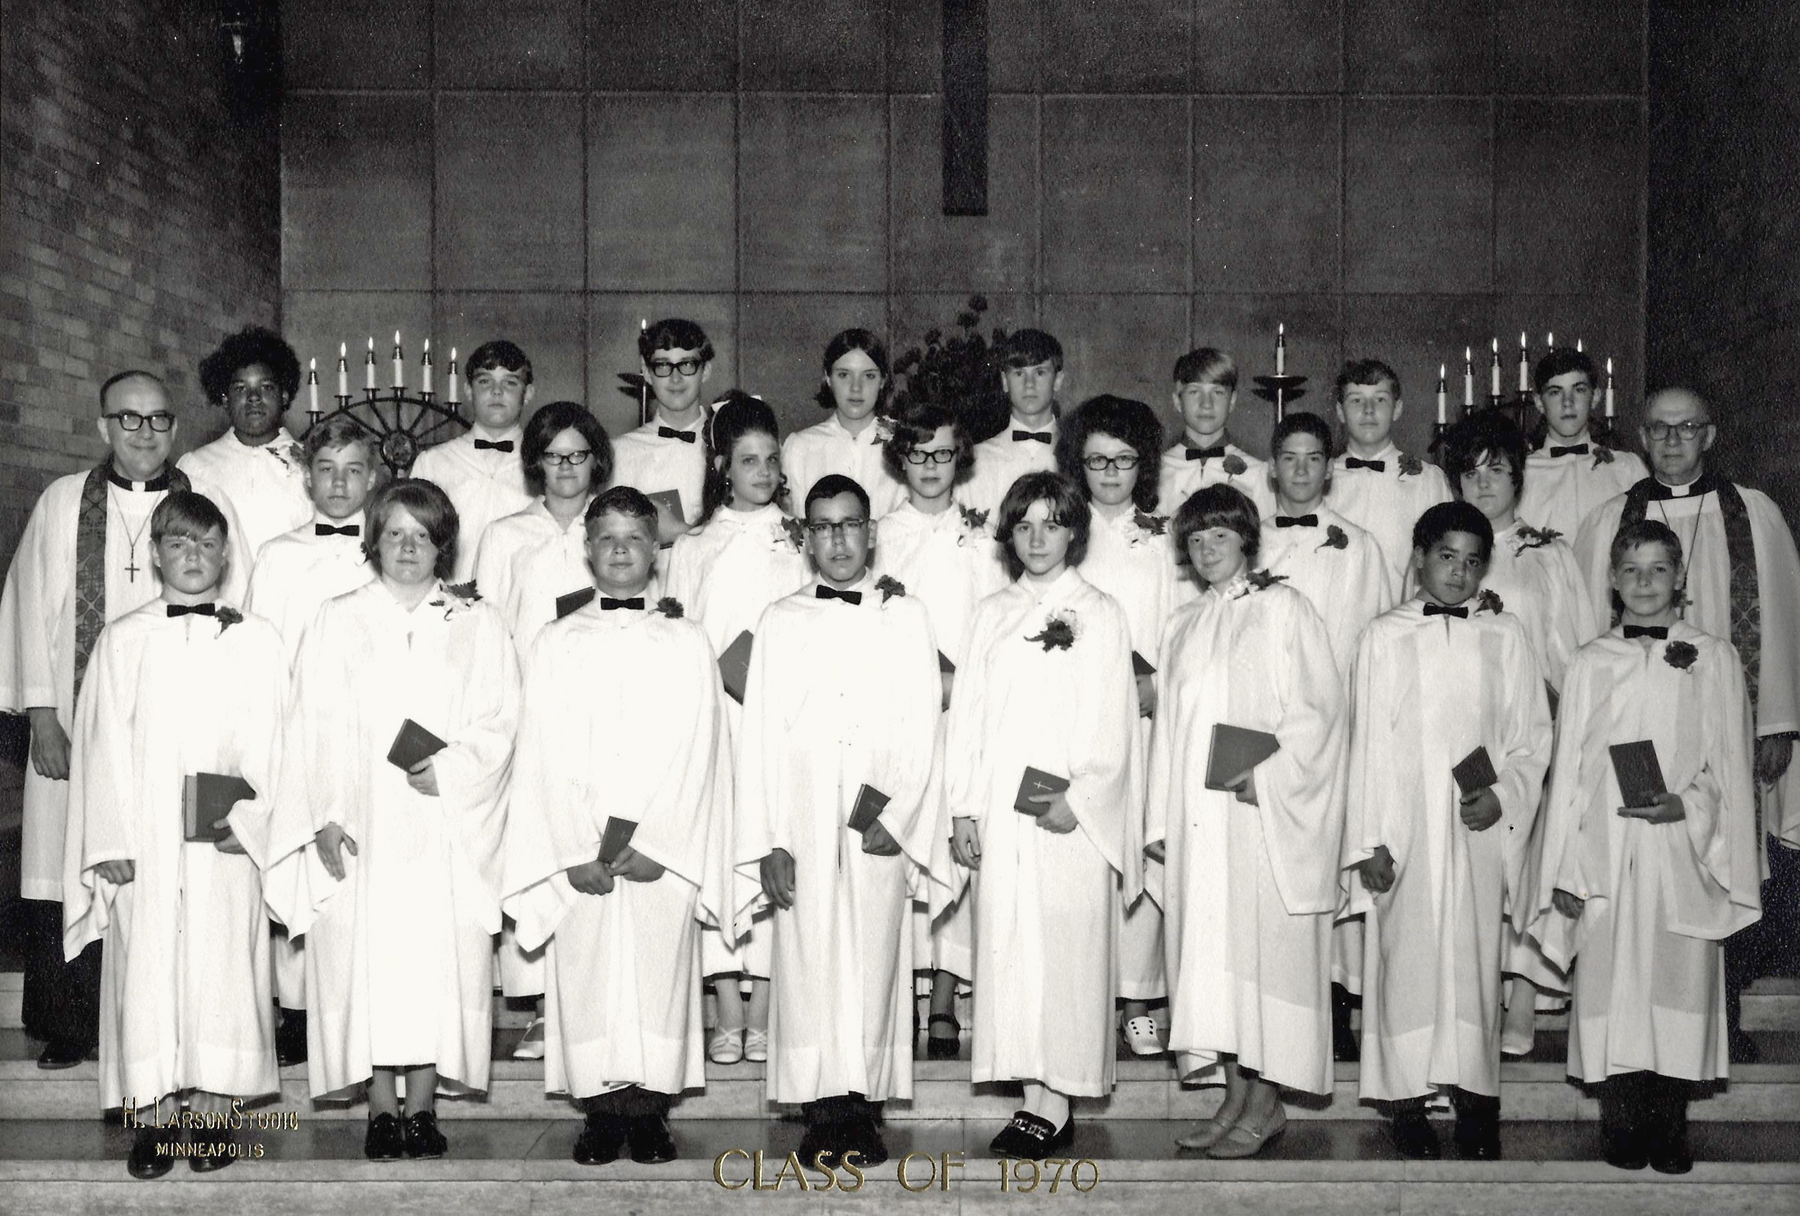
[1124,1015,1163,1057]
[512,1016,546,1060]
[708,1028,745,1065]
[743,1028,769,1063]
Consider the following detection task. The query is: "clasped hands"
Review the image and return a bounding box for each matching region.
[567,845,666,896]
[759,819,903,909]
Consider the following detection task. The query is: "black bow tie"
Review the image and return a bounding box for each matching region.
[657,426,697,444]
[1343,457,1386,472]
[1547,443,1589,458]
[1185,444,1226,462]
[1274,514,1318,528]
[1623,624,1669,640]
[166,603,217,618]
[816,585,863,605]
[315,523,360,537]
[1422,603,1468,619]
[601,596,645,611]
[106,466,173,492]
[473,438,515,453]
[1012,430,1052,444]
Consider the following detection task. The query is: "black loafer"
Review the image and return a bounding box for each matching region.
[1648,1131,1693,1175]
[988,1111,1071,1159]
[276,1012,309,1067]
[573,1114,627,1166]
[1453,1124,1502,1160]
[38,1040,87,1070]
[403,1110,447,1159]
[1602,1128,1649,1171]
[843,1112,889,1167]
[189,1128,236,1173]
[926,1014,961,1061]
[364,1112,405,1161]
[797,1119,846,1170]
[626,1113,678,1164]
[1390,1110,1441,1160]
[127,1125,177,1179]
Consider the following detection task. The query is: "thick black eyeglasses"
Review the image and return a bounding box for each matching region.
[106,411,176,432]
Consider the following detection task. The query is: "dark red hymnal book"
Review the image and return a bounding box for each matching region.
[598,816,638,865]
[1609,740,1667,809]
[1452,745,1499,795]
[718,630,753,704]
[555,587,597,619]
[183,773,255,843]
[1013,767,1070,817]
[1205,724,1280,792]
[848,784,889,832]
[387,719,447,771]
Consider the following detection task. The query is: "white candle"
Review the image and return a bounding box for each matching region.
[1276,322,1286,376]
[1490,338,1500,397]
[1577,337,1584,353]
[392,331,404,389]
[422,338,432,397]
[308,359,318,413]
[1546,331,1555,349]
[337,342,349,398]
[1518,331,1529,392]
[448,347,459,405]
[1436,364,1447,424]
[1463,346,1473,407]
[1605,358,1615,418]
[365,336,376,391]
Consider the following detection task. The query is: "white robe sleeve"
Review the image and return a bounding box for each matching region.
[0,489,71,712]
[1490,622,1553,930]
[60,621,138,957]
[944,596,1005,824]
[1061,595,1145,903]
[1663,638,1761,941]
[1531,646,1601,970]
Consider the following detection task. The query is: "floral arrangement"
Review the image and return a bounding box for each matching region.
[1025,609,1079,651]
[1245,569,1289,591]
[215,605,243,634]
[779,517,808,551]
[1221,454,1248,476]
[1397,453,1424,478]
[1664,640,1699,670]
[958,504,991,533]
[890,295,1012,442]
[1592,447,1615,467]
[1476,588,1505,614]
[875,575,906,603]
[1317,524,1349,551]
[655,596,684,619]
[1514,523,1563,549]
[1132,510,1168,537]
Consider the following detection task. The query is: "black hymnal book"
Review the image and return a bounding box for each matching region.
[555,587,597,619]
[1131,650,1156,677]
[1452,745,1499,795]
[1205,724,1280,792]
[718,630,754,704]
[1609,740,1668,809]
[848,784,889,832]
[387,718,448,771]
[938,650,957,675]
[183,773,255,843]
[598,816,638,865]
[1013,767,1070,817]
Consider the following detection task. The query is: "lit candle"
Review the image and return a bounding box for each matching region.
[392,331,404,389]
[365,336,376,391]
[308,358,319,413]
[1546,331,1555,349]
[1490,338,1501,397]
[422,338,432,397]
[1463,346,1474,407]
[1577,337,1584,353]
[337,342,349,398]
[1605,358,1615,418]
[1436,364,1447,424]
[1518,331,1529,393]
[1276,322,1286,376]
[448,347,459,405]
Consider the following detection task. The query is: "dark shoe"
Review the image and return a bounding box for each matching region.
[1648,1130,1693,1175]
[1390,1110,1441,1160]
[1453,1120,1502,1160]
[189,1127,236,1173]
[37,1039,87,1070]
[1331,987,1360,1063]
[988,1110,1072,1159]
[403,1110,447,1159]
[276,1010,308,1067]
[926,1013,961,1061]
[797,1118,847,1170]
[626,1113,678,1165]
[127,1125,176,1180]
[1602,1127,1649,1171]
[843,1112,889,1167]
[364,1112,405,1161]
[573,1114,627,1166]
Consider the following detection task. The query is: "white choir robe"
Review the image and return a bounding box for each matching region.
[1575,478,1800,853]
[1328,443,1453,589]
[781,415,907,519]
[62,604,287,1110]
[243,510,375,1009]
[503,603,736,1100]
[0,470,249,902]
[262,581,519,1099]
[1518,438,1648,542]
[1156,441,1276,520]
[1146,578,1346,1095]
[946,567,1143,1097]
[176,428,314,560]
[955,421,1058,519]
[409,429,532,583]
[611,416,707,525]
[1082,503,1182,1001]
[664,502,812,978]
[1345,600,1551,1101]
[737,579,949,1104]
[1530,625,1760,1085]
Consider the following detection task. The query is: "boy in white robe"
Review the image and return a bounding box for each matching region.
[64,491,285,1177]
[1156,348,1275,523]
[242,416,383,1066]
[946,471,1143,1158]
[1346,501,1552,1161]
[782,330,907,519]
[610,319,713,541]
[1533,520,1759,1174]
[262,479,520,1162]
[178,326,314,558]
[409,339,535,582]
[740,474,947,1167]
[1328,359,1453,589]
[1517,348,1648,540]
[956,329,1065,519]
[0,370,249,1069]
[503,487,734,1166]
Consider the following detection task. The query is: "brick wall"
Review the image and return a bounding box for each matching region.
[0,0,283,566]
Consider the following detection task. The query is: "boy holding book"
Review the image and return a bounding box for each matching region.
[611,319,715,542]
[64,491,288,1177]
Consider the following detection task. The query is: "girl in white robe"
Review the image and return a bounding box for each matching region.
[946,470,1142,1158]
[1532,520,1759,1173]
[663,392,811,1064]
[1054,395,1178,1056]
[1146,483,1347,1158]
[263,479,519,1163]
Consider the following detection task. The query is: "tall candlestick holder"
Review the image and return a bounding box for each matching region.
[617,372,653,426]
[1252,373,1307,422]
[305,381,469,477]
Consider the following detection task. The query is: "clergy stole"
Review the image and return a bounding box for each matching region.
[73,461,190,698]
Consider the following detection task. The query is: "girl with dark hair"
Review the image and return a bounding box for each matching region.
[664,391,810,1066]
[782,329,907,519]
[945,470,1142,1158]
[264,478,520,1164]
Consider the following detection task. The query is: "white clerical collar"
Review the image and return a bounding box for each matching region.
[1659,478,1701,498]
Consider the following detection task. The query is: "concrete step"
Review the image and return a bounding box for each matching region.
[4,1027,1797,1124]
[1,1118,1795,1216]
